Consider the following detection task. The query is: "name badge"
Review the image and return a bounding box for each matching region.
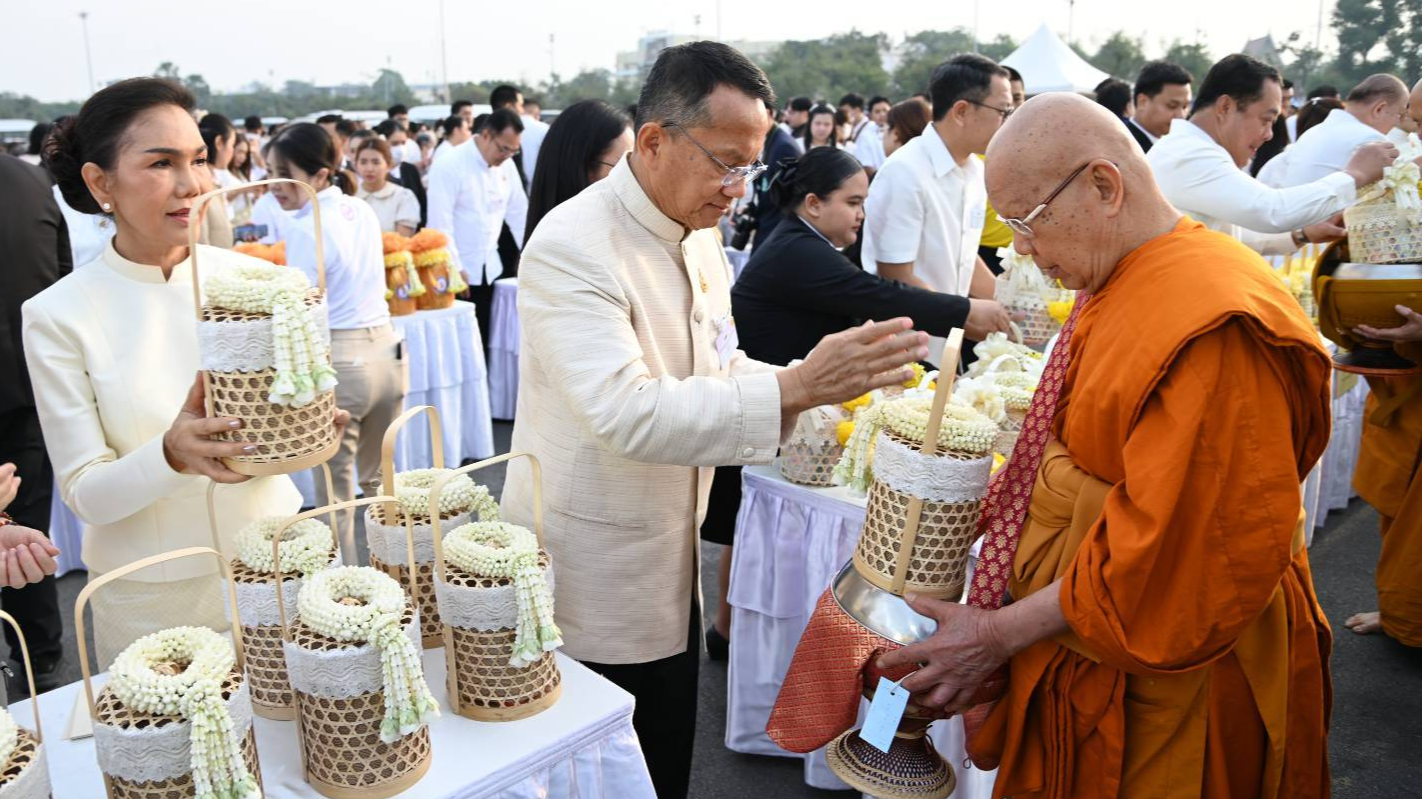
[714,315,739,371]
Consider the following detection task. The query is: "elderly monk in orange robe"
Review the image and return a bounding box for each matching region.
[878,93,1336,798]
[1344,309,1422,646]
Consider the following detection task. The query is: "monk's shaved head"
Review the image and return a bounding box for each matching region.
[984,92,1181,292]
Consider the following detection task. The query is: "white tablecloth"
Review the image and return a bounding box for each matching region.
[14,649,654,799]
[725,463,998,796]
[489,277,520,420]
[1301,367,1370,542]
[51,303,497,571]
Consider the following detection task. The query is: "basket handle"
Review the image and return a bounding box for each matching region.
[268,496,413,642]
[188,178,327,323]
[0,611,42,743]
[379,406,446,502]
[890,329,964,594]
[205,463,339,558]
[73,547,245,730]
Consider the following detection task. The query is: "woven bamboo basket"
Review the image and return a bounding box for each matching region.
[993,408,1026,456]
[191,179,340,477]
[1344,190,1422,264]
[75,547,260,799]
[0,611,51,799]
[780,438,844,487]
[429,453,563,722]
[212,466,341,720]
[364,405,478,648]
[274,497,432,799]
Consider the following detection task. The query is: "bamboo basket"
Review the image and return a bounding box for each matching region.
[850,330,994,601]
[0,611,51,799]
[364,406,477,648]
[274,498,432,799]
[212,464,341,720]
[191,179,340,477]
[429,453,563,722]
[75,548,261,799]
[1344,189,1422,264]
[780,438,844,487]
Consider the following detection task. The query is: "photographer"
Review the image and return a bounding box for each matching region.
[732,100,801,251]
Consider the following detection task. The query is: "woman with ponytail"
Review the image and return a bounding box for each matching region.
[23,78,347,664]
[266,122,405,545]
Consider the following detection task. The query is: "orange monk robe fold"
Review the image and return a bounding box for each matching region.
[1355,359,1422,647]
[973,219,1335,799]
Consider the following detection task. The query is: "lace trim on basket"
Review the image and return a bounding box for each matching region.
[94,680,254,784]
[365,509,472,565]
[224,556,340,628]
[0,740,50,799]
[872,431,993,503]
[283,617,420,699]
[434,564,556,631]
[197,301,332,373]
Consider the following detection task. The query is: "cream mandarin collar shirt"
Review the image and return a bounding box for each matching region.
[21,241,301,581]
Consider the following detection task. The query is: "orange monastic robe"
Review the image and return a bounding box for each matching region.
[973,219,1335,798]
[1354,363,1422,646]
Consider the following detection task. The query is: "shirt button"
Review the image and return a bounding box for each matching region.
[693,308,705,323]
[741,447,755,458]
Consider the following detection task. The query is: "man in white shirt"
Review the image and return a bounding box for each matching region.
[840,93,870,143]
[426,107,528,346]
[780,97,811,151]
[1148,54,1397,255]
[520,100,550,189]
[1282,73,1407,186]
[854,95,892,174]
[862,53,1014,359]
[1127,61,1194,153]
[431,115,472,165]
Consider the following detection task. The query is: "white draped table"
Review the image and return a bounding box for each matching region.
[725,463,998,796]
[489,277,520,420]
[14,649,655,799]
[51,302,497,572]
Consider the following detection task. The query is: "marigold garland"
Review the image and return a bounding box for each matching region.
[108,627,259,799]
[444,521,563,666]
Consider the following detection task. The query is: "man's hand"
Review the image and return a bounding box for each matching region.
[778,319,929,415]
[1303,213,1346,244]
[1356,304,1422,342]
[876,595,1014,715]
[0,526,59,589]
[965,299,1014,340]
[1344,140,1401,187]
[0,463,18,514]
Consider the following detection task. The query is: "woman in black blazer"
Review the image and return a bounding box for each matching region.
[700,148,977,660]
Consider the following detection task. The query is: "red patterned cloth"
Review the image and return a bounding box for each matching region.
[766,590,916,753]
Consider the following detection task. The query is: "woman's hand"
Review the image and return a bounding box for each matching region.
[0,526,60,589]
[162,373,254,484]
[0,463,19,514]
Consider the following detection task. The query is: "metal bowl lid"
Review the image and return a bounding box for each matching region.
[1333,262,1422,280]
[830,562,938,645]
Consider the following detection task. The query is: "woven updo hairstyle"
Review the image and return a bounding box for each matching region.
[768,147,864,215]
[44,77,197,215]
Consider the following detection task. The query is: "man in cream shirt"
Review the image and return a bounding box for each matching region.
[503,41,929,799]
[861,53,1014,360]
[1148,54,1396,255]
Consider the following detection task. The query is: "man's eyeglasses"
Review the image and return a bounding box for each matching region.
[664,122,768,187]
[997,161,1095,237]
[493,140,521,157]
[968,100,1013,122]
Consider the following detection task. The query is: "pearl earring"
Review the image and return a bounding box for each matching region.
[102,202,112,211]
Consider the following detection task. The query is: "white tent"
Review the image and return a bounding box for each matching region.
[1000,24,1110,95]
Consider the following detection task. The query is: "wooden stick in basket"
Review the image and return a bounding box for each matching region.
[889,328,964,595]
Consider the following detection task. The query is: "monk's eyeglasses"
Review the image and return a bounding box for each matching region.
[998,161,1094,237]
[664,122,768,187]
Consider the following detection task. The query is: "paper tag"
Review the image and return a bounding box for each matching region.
[714,315,739,371]
[860,676,910,753]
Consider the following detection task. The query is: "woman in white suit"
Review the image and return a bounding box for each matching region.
[23,79,348,665]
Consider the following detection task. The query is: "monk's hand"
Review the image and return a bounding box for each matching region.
[779,319,929,415]
[1356,304,1422,343]
[876,594,1013,716]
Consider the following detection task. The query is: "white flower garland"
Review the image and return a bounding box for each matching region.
[833,395,999,494]
[107,627,259,799]
[297,567,439,742]
[233,516,334,575]
[965,332,1045,380]
[0,707,16,766]
[444,522,562,667]
[205,262,338,407]
[394,469,500,520]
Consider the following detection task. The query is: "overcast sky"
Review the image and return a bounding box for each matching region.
[9,0,1333,102]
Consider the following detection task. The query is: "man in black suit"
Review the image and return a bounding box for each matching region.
[1128,61,1194,153]
[749,103,804,250]
[374,120,427,228]
[0,155,71,693]
[1094,77,1138,141]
